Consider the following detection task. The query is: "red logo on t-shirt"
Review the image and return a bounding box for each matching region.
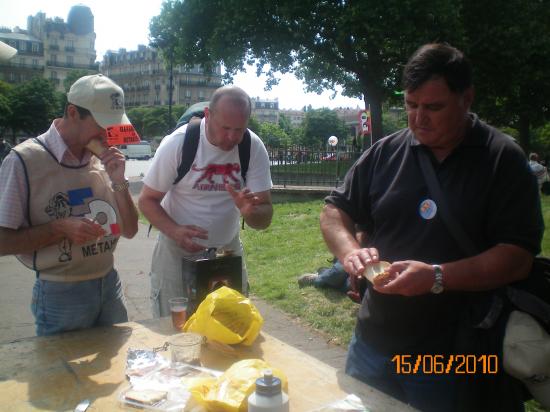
[191,163,242,191]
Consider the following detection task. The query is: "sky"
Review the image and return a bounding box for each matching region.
[0,0,365,110]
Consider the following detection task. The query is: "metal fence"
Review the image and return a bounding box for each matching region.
[266,146,362,187]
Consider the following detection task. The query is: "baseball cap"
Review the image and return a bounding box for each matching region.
[503,310,550,408]
[0,40,17,62]
[67,74,133,129]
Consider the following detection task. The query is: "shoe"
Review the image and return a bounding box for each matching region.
[298,273,318,288]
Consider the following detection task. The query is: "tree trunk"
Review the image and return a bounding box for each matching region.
[517,113,531,154]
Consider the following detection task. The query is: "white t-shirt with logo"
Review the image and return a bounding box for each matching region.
[144,119,272,248]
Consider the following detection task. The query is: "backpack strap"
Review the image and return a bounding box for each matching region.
[173,120,201,185]
[238,130,251,184]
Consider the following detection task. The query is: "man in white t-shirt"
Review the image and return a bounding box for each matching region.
[138,86,273,317]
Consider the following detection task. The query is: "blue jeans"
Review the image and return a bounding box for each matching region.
[345,333,456,412]
[315,260,350,292]
[31,268,128,336]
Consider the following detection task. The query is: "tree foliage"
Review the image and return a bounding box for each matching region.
[247,116,261,135]
[461,0,550,151]
[8,77,63,139]
[0,81,13,139]
[150,0,463,143]
[278,113,292,135]
[127,105,187,138]
[258,122,290,147]
[302,108,348,148]
[63,69,95,92]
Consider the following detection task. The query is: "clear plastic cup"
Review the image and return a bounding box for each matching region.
[168,297,188,330]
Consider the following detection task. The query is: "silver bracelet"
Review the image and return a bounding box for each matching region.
[111,179,130,192]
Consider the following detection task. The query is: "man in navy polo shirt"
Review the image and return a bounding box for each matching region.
[321,43,543,411]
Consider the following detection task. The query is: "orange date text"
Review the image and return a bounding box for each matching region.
[391,354,498,375]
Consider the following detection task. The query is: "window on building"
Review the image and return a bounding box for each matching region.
[185,90,191,98]
[51,54,57,64]
[32,43,39,52]
[19,42,26,51]
[32,59,38,67]
[199,90,205,99]
[50,71,58,79]
[19,58,25,66]
[67,55,74,66]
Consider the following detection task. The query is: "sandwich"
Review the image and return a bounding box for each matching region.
[124,389,167,405]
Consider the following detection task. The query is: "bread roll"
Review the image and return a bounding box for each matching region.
[363,261,392,286]
[85,139,107,156]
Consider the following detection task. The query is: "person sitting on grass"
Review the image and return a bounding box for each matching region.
[298,226,368,303]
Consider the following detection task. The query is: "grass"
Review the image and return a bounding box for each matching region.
[241,198,357,346]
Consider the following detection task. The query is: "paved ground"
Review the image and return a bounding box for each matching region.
[0,218,348,371]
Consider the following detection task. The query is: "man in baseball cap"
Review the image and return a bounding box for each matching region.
[0,73,138,336]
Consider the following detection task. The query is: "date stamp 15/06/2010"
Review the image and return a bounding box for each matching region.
[391,354,499,375]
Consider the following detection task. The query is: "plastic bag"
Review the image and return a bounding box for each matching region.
[183,286,263,345]
[187,359,287,412]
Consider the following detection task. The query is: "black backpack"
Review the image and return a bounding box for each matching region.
[173,120,251,185]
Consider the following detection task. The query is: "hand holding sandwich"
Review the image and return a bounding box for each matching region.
[86,139,126,185]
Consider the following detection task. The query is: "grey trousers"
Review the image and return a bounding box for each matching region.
[149,232,248,317]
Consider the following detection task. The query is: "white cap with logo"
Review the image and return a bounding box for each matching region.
[67,74,132,129]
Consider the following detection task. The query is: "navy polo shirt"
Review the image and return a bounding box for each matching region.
[326,114,543,354]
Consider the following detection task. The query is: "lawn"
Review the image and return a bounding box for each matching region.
[241,198,357,345]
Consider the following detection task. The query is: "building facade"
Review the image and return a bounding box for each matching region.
[101,45,222,108]
[280,109,305,127]
[251,97,279,124]
[0,6,99,92]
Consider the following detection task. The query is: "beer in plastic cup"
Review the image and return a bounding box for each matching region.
[168,297,188,330]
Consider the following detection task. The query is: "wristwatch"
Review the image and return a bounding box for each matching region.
[430,265,444,294]
[111,179,130,192]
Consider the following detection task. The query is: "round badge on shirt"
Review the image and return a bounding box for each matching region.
[419,199,437,220]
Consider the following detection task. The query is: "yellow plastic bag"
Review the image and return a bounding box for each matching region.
[188,359,288,412]
[183,286,263,345]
